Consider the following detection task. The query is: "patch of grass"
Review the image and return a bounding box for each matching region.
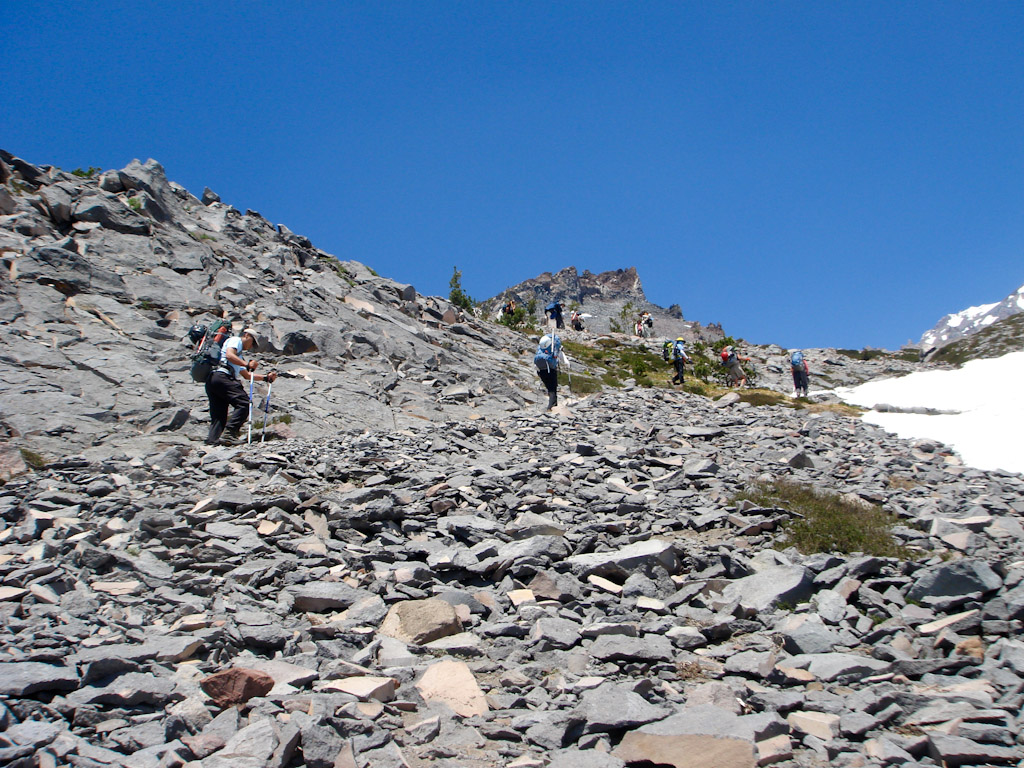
[320,256,355,286]
[733,479,910,558]
[559,371,602,394]
[836,348,888,362]
[127,196,142,211]
[270,413,293,425]
[137,299,154,311]
[19,447,46,469]
[804,402,864,417]
[888,475,919,490]
[737,389,797,408]
[189,231,216,242]
[682,380,710,396]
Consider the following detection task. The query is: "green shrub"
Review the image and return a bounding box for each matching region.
[127,197,142,211]
[449,266,475,314]
[19,447,46,469]
[72,166,101,178]
[733,480,909,558]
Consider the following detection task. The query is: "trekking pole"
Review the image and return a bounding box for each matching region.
[261,378,273,443]
[247,372,254,445]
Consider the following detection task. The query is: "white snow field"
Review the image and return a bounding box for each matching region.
[834,351,1024,475]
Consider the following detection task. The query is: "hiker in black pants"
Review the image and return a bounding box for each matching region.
[205,328,277,445]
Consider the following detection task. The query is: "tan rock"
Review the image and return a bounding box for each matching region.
[200,667,275,708]
[379,599,462,645]
[773,665,815,684]
[507,589,536,607]
[415,660,488,717]
[92,580,142,596]
[588,575,622,594]
[756,734,793,766]
[325,676,398,702]
[918,609,979,635]
[0,586,28,602]
[954,636,985,659]
[614,732,756,768]
[28,583,60,604]
[257,519,281,535]
[787,710,840,741]
[0,444,29,482]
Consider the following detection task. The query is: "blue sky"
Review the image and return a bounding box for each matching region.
[5,2,1023,349]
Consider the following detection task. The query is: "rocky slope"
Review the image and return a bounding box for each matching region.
[480,266,725,343]
[2,387,1024,768]
[919,281,1024,352]
[0,150,544,461]
[3,149,1024,768]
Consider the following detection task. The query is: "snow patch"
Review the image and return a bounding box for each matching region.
[836,351,1024,474]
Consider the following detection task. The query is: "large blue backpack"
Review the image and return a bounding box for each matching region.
[791,350,804,369]
[672,340,686,360]
[534,334,561,372]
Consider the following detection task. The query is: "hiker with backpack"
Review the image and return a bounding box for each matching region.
[546,301,565,329]
[790,349,809,397]
[720,344,751,387]
[204,328,277,445]
[670,337,690,385]
[534,332,568,410]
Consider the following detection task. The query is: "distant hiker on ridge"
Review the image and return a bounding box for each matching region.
[205,328,277,445]
[546,301,564,329]
[534,332,568,410]
[790,349,809,397]
[670,337,690,385]
[570,309,585,331]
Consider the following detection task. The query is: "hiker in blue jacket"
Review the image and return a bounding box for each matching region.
[534,333,567,410]
[790,349,809,397]
[670,337,690,385]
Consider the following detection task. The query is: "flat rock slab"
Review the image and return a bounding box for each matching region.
[289,582,367,612]
[566,539,679,577]
[721,565,813,613]
[588,634,674,662]
[415,659,488,717]
[614,732,756,768]
[574,683,670,732]
[0,662,80,696]
[782,652,890,682]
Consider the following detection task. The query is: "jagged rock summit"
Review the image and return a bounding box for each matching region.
[482,265,725,342]
[920,280,1024,351]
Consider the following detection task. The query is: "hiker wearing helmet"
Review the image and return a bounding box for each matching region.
[533,332,567,410]
[670,337,690,384]
[205,328,277,445]
[790,349,809,397]
[720,344,751,387]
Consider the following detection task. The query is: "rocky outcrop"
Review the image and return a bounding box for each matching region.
[482,265,725,343]
[0,150,544,459]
